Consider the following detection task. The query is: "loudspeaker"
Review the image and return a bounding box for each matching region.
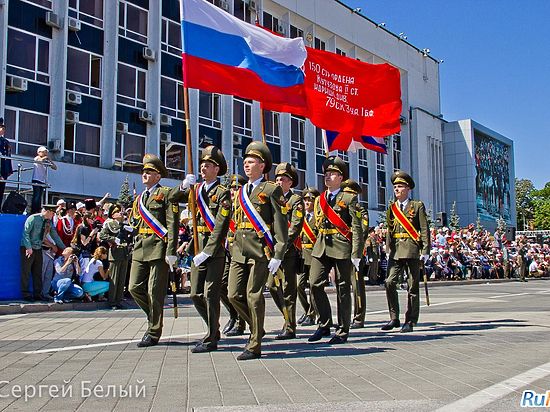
[435,212,447,227]
[2,191,28,214]
[505,227,516,241]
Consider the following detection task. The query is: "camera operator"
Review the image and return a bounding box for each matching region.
[52,247,84,304]
[72,212,101,259]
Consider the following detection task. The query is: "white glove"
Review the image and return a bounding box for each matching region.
[123,225,134,233]
[268,258,282,275]
[114,238,121,245]
[351,258,361,272]
[181,174,197,190]
[193,251,210,267]
[369,258,373,263]
[165,255,178,267]
[421,254,429,263]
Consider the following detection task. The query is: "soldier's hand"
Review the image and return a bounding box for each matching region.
[351,258,361,272]
[193,251,210,267]
[181,174,197,190]
[165,255,178,268]
[268,258,282,275]
[421,254,429,263]
[123,225,134,233]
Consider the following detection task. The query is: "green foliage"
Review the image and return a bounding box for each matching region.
[118,175,133,209]
[515,178,535,230]
[449,201,460,231]
[532,182,550,229]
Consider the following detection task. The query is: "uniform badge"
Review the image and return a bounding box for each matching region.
[258,192,268,204]
[154,193,165,202]
[210,194,218,202]
[172,204,179,214]
[221,208,229,217]
[356,210,362,218]
[296,210,303,218]
[338,200,347,209]
[281,205,288,215]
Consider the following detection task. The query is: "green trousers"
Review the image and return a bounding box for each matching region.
[228,257,269,354]
[129,259,169,340]
[297,264,316,319]
[385,258,421,324]
[221,256,245,329]
[267,253,298,333]
[108,258,128,305]
[190,256,224,345]
[351,260,366,324]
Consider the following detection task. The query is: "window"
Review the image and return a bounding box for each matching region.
[198,92,221,128]
[358,149,368,168]
[336,48,346,56]
[162,142,186,180]
[22,0,51,9]
[263,111,280,144]
[69,0,103,28]
[234,0,253,23]
[67,47,102,97]
[315,127,326,156]
[393,134,401,171]
[161,76,185,119]
[233,98,252,137]
[6,28,50,84]
[117,63,146,108]
[290,25,303,39]
[290,116,305,151]
[314,37,325,50]
[262,12,279,32]
[63,123,101,167]
[336,150,349,162]
[119,1,148,44]
[161,18,182,56]
[114,132,145,174]
[377,152,386,210]
[359,172,368,208]
[5,109,48,157]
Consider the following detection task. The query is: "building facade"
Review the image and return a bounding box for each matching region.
[1,0,446,223]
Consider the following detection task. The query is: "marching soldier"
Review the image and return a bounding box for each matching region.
[308,156,363,344]
[181,146,231,353]
[342,179,368,329]
[99,203,132,309]
[228,141,288,360]
[221,174,247,336]
[297,188,320,327]
[365,227,381,285]
[381,170,430,333]
[268,162,304,340]
[129,154,187,347]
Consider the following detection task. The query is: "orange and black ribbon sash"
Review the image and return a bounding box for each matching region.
[302,218,317,244]
[319,191,352,242]
[391,202,420,242]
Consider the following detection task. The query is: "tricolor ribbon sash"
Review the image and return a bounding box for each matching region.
[238,183,274,251]
[138,192,168,238]
[195,182,216,232]
[319,191,352,242]
[391,202,420,242]
[302,218,317,244]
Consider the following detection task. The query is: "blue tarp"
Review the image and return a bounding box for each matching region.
[0,214,27,300]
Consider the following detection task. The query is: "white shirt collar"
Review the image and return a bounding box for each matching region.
[329,188,341,197]
[399,198,410,208]
[249,176,263,189]
[204,179,218,192]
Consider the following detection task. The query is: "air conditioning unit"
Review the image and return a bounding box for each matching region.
[67,17,81,32]
[47,139,62,153]
[291,149,299,160]
[160,132,172,142]
[233,135,242,145]
[138,109,153,123]
[65,110,79,124]
[5,75,28,92]
[276,24,286,35]
[142,47,156,62]
[45,11,62,29]
[66,90,82,105]
[116,121,128,134]
[399,116,408,125]
[160,114,172,126]
[233,148,242,158]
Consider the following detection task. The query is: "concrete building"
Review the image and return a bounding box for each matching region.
[1,0,448,223]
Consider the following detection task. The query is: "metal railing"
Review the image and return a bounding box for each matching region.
[0,154,52,205]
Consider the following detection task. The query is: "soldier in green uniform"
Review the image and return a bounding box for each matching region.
[228,141,288,360]
[297,188,320,327]
[341,179,368,329]
[183,146,231,353]
[129,154,187,347]
[99,203,131,309]
[364,227,381,285]
[381,170,430,333]
[308,156,363,344]
[221,174,247,336]
[268,162,304,340]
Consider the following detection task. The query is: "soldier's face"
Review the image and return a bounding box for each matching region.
[275,175,293,193]
[324,171,343,190]
[243,156,264,180]
[200,160,219,182]
[393,183,410,201]
[304,198,314,212]
[142,170,161,187]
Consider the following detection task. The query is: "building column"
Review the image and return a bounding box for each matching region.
[0,0,9,119]
[144,3,161,155]
[304,119,316,187]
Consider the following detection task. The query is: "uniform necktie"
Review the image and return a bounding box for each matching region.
[247,183,253,197]
[400,202,404,212]
[143,190,150,203]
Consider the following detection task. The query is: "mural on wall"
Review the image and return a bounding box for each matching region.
[474,132,512,224]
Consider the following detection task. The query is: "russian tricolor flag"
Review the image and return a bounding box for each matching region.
[180,0,308,113]
[325,130,388,154]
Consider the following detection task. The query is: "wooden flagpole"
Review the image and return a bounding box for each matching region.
[183,86,199,256]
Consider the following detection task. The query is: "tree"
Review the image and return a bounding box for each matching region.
[532,181,550,230]
[449,201,460,231]
[426,206,434,229]
[515,178,535,230]
[476,214,483,231]
[496,215,507,233]
[118,175,133,209]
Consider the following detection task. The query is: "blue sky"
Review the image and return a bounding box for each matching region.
[342,0,550,189]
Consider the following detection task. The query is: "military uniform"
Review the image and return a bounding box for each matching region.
[129,154,183,346]
[297,188,320,325]
[364,230,381,284]
[228,142,288,359]
[185,146,231,352]
[98,204,131,308]
[342,179,368,328]
[308,157,363,343]
[382,171,430,333]
[267,163,304,339]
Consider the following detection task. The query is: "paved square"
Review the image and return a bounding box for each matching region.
[1,280,549,411]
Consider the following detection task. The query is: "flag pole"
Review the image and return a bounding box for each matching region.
[322,129,329,157]
[183,85,199,256]
[260,108,269,180]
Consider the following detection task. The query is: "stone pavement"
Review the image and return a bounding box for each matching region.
[0,280,549,411]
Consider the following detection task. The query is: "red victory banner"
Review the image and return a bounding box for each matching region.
[303,47,402,137]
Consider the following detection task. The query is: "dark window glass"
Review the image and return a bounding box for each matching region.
[7,29,35,71]
[91,56,101,88]
[126,4,147,36]
[37,40,49,73]
[75,124,100,154]
[80,0,103,18]
[19,112,48,145]
[161,77,176,108]
[117,64,136,97]
[67,48,90,85]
